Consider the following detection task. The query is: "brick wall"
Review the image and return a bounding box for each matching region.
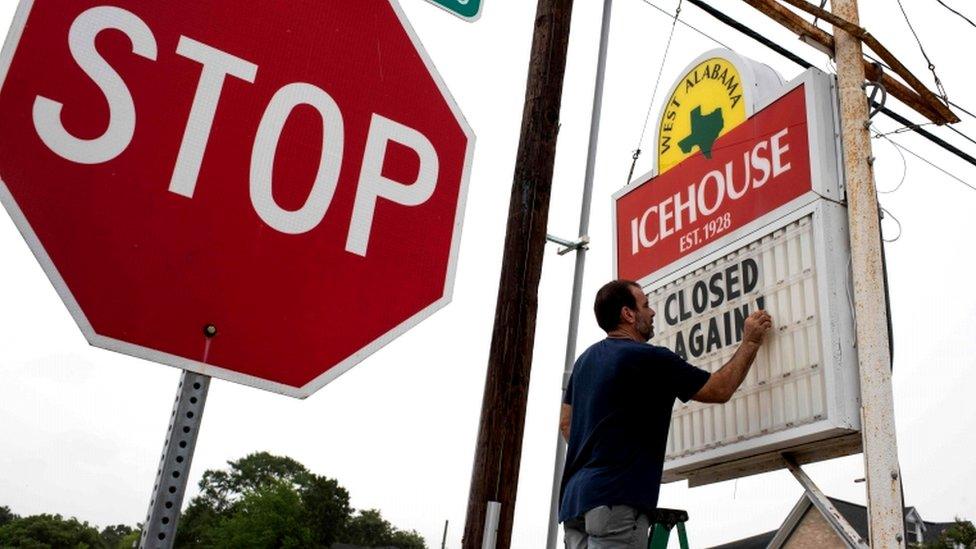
[782,507,847,549]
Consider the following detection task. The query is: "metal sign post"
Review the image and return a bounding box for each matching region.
[832,0,906,547]
[139,371,211,549]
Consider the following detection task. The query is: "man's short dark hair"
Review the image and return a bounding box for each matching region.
[594,280,641,332]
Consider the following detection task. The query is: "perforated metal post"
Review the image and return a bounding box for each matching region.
[139,371,210,549]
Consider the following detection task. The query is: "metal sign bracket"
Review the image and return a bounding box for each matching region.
[782,453,869,549]
[545,233,590,256]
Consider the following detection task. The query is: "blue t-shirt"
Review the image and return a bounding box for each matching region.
[558,338,710,522]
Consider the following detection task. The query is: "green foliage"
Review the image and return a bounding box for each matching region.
[99,524,135,548]
[115,529,141,549]
[300,475,352,547]
[0,453,423,548]
[207,480,315,548]
[921,518,976,549]
[176,452,422,548]
[0,513,105,548]
[0,506,18,527]
[345,509,426,549]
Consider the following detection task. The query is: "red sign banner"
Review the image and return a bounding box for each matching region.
[616,85,812,282]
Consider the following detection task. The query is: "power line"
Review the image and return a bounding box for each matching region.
[876,132,976,194]
[634,0,683,165]
[946,125,976,149]
[935,0,976,29]
[680,0,976,171]
[640,0,731,49]
[947,100,976,121]
[894,0,948,100]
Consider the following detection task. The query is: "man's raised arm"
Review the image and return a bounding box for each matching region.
[692,310,772,404]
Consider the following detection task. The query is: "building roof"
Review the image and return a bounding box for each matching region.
[708,530,777,549]
[710,495,966,548]
[826,497,871,541]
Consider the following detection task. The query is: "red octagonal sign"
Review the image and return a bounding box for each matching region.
[0,1,474,397]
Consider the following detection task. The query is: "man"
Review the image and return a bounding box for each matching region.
[559,279,772,548]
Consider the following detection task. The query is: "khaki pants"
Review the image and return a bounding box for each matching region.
[564,505,650,549]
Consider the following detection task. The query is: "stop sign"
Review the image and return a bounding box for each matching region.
[0,1,474,397]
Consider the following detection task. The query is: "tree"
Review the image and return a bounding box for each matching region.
[100,524,136,548]
[301,474,352,547]
[194,452,313,514]
[344,509,426,549]
[0,505,18,527]
[922,518,976,549]
[116,529,142,549]
[177,452,352,548]
[207,480,315,549]
[176,452,337,547]
[0,513,105,548]
[175,452,424,548]
[100,524,133,547]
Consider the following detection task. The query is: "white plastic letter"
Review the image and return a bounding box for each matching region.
[250,83,344,234]
[32,6,157,164]
[751,141,771,188]
[697,170,726,216]
[169,37,258,198]
[771,128,792,177]
[658,196,675,239]
[673,184,698,231]
[638,206,659,248]
[726,155,750,200]
[345,114,439,257]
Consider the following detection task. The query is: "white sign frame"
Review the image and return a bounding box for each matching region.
[654,200,861,483]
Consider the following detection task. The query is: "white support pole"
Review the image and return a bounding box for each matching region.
[545,1,613,547]
[140,371,211,549]
[831,1,905,547]
[482,501,502,549]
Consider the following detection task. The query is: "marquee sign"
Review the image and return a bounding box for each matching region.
[614,51,861,484]
[654,203,860,483]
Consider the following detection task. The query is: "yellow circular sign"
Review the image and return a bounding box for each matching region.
[657,57,748,174]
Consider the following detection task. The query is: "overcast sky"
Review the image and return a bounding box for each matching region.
[2,0,975,547]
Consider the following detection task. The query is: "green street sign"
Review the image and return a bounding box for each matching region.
[423,0,482,21]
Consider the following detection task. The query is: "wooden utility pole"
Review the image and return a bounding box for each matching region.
[832,0,906,547]
[462,0,575,547]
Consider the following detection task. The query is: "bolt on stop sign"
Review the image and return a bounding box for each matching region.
[0,0,474,397]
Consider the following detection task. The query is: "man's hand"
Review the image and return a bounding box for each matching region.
[692,310,774,403]
[742,310,773,345]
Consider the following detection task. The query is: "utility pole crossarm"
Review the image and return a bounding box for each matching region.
[737,0,959,124]
[739,0,944,123]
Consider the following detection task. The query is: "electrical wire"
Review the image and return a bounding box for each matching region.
[947,100,976,121]
[634,0,684,155]
[935,0,976,29]
[680,0,976,170]
[873,123,935,138]
[894,0,949,101]
[876,132,976,193]
[945,125,976,149]
[872,130,908,194]
[641,0,732,50]
[879,207,903,242]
